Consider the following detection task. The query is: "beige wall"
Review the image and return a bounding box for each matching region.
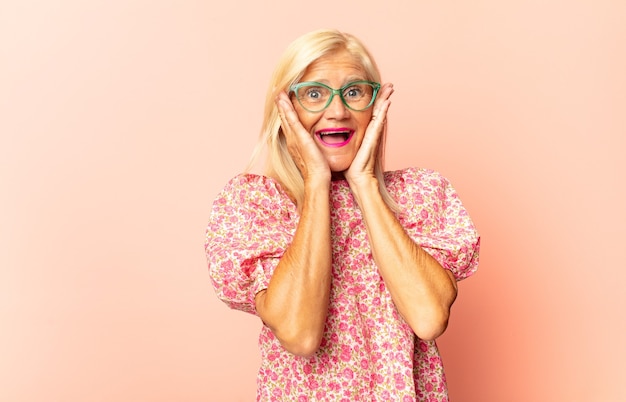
[2,1,625,401]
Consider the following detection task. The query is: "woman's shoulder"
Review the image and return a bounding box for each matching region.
[384,167,450,190]
[219,173,284,193]
[216,173,292,208]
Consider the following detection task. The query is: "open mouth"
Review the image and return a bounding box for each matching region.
[315,128,355,147]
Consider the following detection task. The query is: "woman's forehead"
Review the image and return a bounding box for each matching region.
[301,50,366,83]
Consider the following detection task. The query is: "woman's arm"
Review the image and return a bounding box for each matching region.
[345,83,457,340]
[254,178,331,357]
[254,94,333,357]
[349,178,458,340]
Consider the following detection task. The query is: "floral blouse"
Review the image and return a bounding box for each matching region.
[206,167,480,401]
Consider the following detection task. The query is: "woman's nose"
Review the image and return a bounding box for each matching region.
[324,94,350,119]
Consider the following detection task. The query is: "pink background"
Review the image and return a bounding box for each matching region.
[2,1,625,401]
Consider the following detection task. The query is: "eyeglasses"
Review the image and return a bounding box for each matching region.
[289,80,381,113]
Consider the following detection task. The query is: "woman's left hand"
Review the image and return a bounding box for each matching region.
[344,82,394,188]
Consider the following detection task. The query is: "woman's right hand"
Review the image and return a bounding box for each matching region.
[276,92,330,182]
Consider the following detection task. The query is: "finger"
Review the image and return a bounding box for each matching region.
[276,98,294,126]
[372,83,394,109]
[369,99,391,133]
[275,94,290,125]
[369,83,393,126]
[359,97,391,156]
[275,93,315,167]
[276,95,306,140]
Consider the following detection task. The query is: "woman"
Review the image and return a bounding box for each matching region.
[206,29,480,401]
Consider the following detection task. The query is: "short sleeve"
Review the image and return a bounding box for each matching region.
[205,174,297,315]
[390,168,480,281]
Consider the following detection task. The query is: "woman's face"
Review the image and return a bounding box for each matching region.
[292,49,373,174]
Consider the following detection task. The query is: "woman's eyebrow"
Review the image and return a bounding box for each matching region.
[342,77,368,85]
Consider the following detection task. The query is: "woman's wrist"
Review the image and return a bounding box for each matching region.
[303,175,331,201]
[347,175,380,207]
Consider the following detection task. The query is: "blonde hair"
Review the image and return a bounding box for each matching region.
[247,29,398,211]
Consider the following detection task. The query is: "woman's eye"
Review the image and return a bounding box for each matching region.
[345,87,362,98]
[306,88,322,99]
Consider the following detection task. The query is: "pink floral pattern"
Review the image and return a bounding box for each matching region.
[206,167,480,401]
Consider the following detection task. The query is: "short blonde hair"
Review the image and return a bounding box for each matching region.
[248,29,397,211]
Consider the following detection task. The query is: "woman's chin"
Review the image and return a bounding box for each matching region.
[326,156,354,174]
[329,165,350,176]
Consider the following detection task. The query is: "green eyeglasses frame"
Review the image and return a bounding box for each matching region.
[289,80,381,112]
